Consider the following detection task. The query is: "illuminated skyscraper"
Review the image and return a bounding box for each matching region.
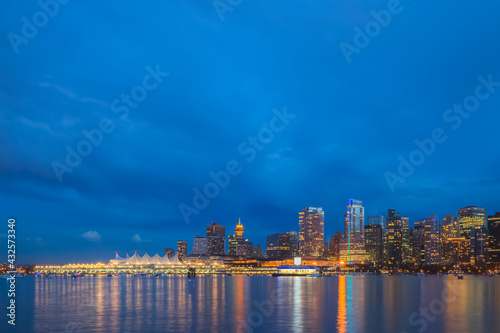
[443,237,469,264]
[192,235,207,255]
[299,207,324,256]
[207,236,225,256]
[345,199,365,237]
[207,221,225,255]
[401,217,413,264]
[424,215,441,265]
[365,224,383,264]
[443,214,460,238]
[412,220,426,265]
[470,225,489,266]
[458,206,486,239]
[177,240,187,262]
[266,233,291,259]
[286,231,299,257]
[344,199,365,262]
[386,209,402,266]
[488,212,500,263]
[367,215,386,233]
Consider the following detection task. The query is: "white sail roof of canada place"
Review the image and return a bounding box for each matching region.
[110,252,183,265]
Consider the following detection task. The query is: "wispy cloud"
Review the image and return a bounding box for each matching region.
[38,82,108,106]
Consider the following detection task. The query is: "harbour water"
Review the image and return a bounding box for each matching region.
[1,275,499,332]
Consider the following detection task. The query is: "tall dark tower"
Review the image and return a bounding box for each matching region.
[386,209,402,266]
[207,221,226,255]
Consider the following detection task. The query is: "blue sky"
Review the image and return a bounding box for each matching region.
[1,1,500,264]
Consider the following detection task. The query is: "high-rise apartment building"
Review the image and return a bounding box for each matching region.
[177,240,187,262]
[412,220,425,265]
[488,212,500,263]
[299,207,324,256]
[207,222,226,255]
[192,235,207,255]
[386,209,402,265]
[286,231,299,257]
[401,217,413,264]
[443,214,460,238]
[424,215,441,265]
[470,225,489,266]
[365,224,383,264]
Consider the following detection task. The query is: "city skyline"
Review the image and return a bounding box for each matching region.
[19,201,500,265]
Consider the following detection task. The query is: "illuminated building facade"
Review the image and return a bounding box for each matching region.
[192,236,207,255]
[339,235,368,263]
[424,215,441,265]
[177,240,187,262]
[443,214,460,238]
[443,237,469,264]
[386,209,402,265]
[459,206,486,239]
[208,236,225,256]
[412,219,426,265]
[266,233,291,259]
[470,225,489,266]
[401,217,413,264]
[286,231,299,257]
[488,212,500,263]
[329,231,342,261]
[344,199,365,263]
[164,248,175,258]
[367,215,386,233]
[253,245,264,258]
[365,224,383,264]
[228,219,253,258]
[207,222,225,255]
[299,207,324,256]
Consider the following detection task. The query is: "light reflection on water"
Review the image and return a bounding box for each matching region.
[2,275,499,332]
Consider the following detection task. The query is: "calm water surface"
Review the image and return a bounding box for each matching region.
[1,275,499,333]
